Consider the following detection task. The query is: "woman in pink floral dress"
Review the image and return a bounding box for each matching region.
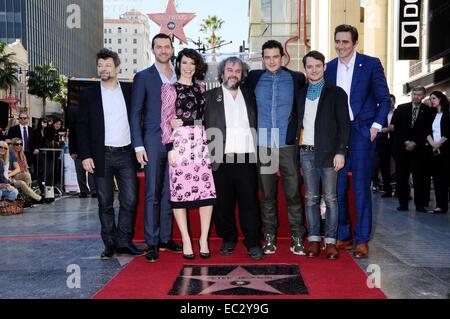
[161,49,216,259]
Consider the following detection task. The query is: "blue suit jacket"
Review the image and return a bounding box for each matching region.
[130,65,165,151]
[325,53,390,137]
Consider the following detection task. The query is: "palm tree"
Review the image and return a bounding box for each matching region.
[200,15,225,59]
[27,64,61,117]
[0,42,19,96]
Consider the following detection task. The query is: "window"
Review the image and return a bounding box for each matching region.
[134,29,138,34]
[104,29,107,33]
[118,27,122,33]
[133,49,137,54]
[133,38,137,44]
[118,38,121,44]
[108,39,111,44]
[133,69,138,74]
[133,59,137,64]
[104,38,107,44]
[118,49,122,54]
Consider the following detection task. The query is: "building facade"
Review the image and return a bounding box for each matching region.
[1,0,103,78]
[248,0,363,72]
[104,10,151,80]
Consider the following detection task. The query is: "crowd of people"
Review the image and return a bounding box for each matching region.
[10,23,446,264]
[0,112,97,207]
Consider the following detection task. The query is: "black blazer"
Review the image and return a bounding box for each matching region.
[426,109,450,154]
[245,67,306,124]
[391,102,431,154]
[286,81,350,167]
[76,83,134,177]
[204,86,257,171]
[7,125,38,152]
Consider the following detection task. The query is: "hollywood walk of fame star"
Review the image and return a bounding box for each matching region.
[181,266,298,295]
[148,0,196,44]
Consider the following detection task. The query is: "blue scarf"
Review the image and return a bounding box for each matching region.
[306,80,325,101]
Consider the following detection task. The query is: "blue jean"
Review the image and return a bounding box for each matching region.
[0,187,19,201]
[300,150,338,244]
[94,146,138,248]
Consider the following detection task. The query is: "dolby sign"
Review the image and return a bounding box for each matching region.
[399,0,422,60]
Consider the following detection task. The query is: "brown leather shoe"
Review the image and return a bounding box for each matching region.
[307,241,320,258]
[353,243,369,259]
[326,244,339,260]
[336,240,353,250]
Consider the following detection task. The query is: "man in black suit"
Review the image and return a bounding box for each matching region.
[204,57,264,260]
[77,48,143,259]
[391,86,431,212]
[7,112,37,174]
[286,51,350,260]
[68,120,96,198]
[375,94,397,197]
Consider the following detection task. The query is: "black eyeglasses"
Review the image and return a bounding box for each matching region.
[19,117,28,120]
[0,147,8,150]
[14,143,23,146]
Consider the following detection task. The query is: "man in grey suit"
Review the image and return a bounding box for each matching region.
[130,33,182,263]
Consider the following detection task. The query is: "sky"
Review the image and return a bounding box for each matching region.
[104,0,250,53]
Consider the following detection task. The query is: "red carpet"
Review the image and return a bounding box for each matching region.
[93,239,386,299]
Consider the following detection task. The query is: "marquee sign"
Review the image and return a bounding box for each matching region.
[398,0,422,60]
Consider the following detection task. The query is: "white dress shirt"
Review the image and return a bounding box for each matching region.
[432,113,443,142]
[155,63,177,84]
[101,82,131,147]
[336,50,382,131]
[302,98,319,146]
[223,86,256,154]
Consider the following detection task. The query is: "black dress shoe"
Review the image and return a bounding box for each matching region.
[90,193,98,198]
[116,243,144,256]
[158,240,182,253]
[199,242,211,259]
[101,246,115,260]
[220,242,236,255]
[248,247,264,260]
[183,253,195,260]
[381,193,392,198]
[78,192,88,198]
[416,206,427,213]
[145,246,159,262]
[397,206,408,211]
[430,209,447,214]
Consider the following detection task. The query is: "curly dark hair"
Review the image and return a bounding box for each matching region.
[175,48,207,81]
[430,91,450,114]
[96,48,120,67]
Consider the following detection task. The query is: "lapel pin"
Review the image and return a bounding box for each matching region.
[216,94,223,102]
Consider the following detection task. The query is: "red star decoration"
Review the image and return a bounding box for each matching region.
[148,0,196,44]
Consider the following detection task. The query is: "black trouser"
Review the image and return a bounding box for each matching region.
[379,145,393,194]
[95,146,137,248]
[213,156,261,249]
[258,146,305,238]
[430,150,448,211]
[74,158,96,194]
[394,148,428,208]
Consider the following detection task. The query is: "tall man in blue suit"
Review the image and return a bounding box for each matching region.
[130,33,182,263]
[325,24,390,259]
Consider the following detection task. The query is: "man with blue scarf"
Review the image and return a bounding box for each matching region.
[287,51,350,260]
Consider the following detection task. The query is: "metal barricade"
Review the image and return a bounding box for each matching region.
[36,148,65,196]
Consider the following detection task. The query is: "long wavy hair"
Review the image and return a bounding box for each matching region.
[11,138,26,162]
[0,140,10,168]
